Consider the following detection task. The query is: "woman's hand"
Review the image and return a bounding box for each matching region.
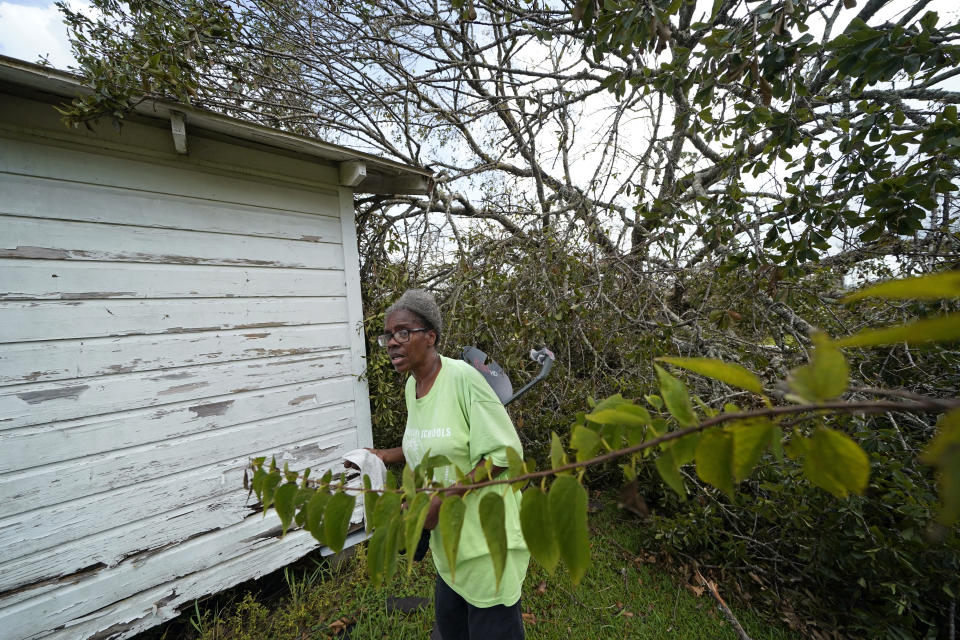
[346,447,405,470]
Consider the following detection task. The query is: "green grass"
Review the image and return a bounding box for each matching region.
[146,503,800,640]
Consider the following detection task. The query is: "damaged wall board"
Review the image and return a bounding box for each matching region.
[0,56,429,640]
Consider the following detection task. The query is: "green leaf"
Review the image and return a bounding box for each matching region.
[251,468,266,501]
[505,446,525,490]
[261,471,282,512]
[654,364,697,427]
[479,493,507,591]
[402,464,416,501]
[730,420,774,481]
[403,492,431,573]
[843,271,960,302]
[438,495,466,582]
[419,453,452,482]
[672,432,700,465]
[588,404,652,428]
[368,492,403,587]
[786,342,849,402]
[274,482,298,535]
[520,487,559,574]
[920,409,960,525]
[550,431,567,471]
[833,313,960,348]
[656,357,764,394]
[655,447,686,498]
[695,430,734,498]
[570,424,602,462]
[803,427,870,498]
[323,491,356,553]
[363,475,378,533]
[549,476,591,584]
[645,394,664,410]
[305,489,330,541]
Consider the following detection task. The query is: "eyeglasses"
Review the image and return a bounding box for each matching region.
[377,327,430,347]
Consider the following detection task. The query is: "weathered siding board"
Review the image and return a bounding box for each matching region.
[0,376,355,473]
[0,498,364,639]
[0,297,348,345]
[0,401,354,518]
[0,260,346,301]
[0,431,354,569]
[0,349,350,432]
[0,404,353,518]
[0,136,339,214]
[35,528,368,640]
[0,324,350,386]
[0,214,345,269]
[0,173,342,243]
[1,437,363,596]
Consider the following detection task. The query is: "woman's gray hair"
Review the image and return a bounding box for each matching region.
[385,289,443,337]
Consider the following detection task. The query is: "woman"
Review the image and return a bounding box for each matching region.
[369,289,529,640]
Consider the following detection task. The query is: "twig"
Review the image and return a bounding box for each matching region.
[695,570,753,640]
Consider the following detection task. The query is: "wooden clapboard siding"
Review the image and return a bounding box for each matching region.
[0,428,362,596]
[0,324,350,386]
[0,173,343,243]
[0,135,340,213]
[0,494,365,639]
[0,260,346,301]
[0,376,355,473]
[35,528,368,640]
[0,214,345,268]
[0,429,352,566]
[0,350,351,431]
[0,397,355,518]
[0,74,378,640]
[0,297,348,344]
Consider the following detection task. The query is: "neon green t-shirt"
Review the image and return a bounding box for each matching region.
[401,356,529,607]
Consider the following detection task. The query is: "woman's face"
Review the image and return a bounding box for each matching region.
[384,309,435,374]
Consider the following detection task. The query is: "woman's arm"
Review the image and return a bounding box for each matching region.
[369,446,405,465]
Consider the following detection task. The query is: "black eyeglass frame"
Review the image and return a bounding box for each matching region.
[377,327,431,347]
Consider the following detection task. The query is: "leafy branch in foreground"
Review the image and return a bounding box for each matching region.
[248,271,960,588]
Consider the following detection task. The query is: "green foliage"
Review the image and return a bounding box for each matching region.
[921,409,960,526]
[324,492,356,553]
[654,364,697,427]
[656,357,765,395]
[791,426,870,499]
[786,341,849,403]
[843,270,960,302]
[438,495,466,581]
[478,493,507,590]
[833,312,960,348]
[548,475,591,585]
[246,255,959,639]
[520,488,559,575]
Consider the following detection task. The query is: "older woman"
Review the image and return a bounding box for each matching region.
[369,289,529,640]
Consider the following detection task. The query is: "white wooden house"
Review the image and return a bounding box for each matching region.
[0,56,430,640]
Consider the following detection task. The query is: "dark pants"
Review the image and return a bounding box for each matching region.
[434,575,525,640]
